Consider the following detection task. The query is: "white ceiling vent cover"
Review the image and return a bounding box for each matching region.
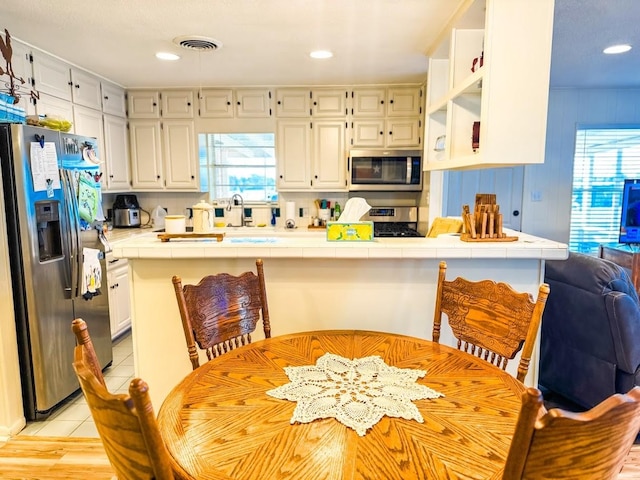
[173,36,222,51]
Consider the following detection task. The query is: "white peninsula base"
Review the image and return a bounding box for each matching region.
[113,230,567,407]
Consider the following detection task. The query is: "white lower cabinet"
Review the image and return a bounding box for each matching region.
[106,255,131,340]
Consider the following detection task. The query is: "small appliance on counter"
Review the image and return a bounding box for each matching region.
[361,206,422,237]
[112,194,141,228]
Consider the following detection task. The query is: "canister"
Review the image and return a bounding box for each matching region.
[165,215,186,234]
[192,201,214,233]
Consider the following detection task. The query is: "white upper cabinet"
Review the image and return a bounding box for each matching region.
[127,91,160,118]
[70,68,102,110]
[276,120,311,190]
[350,86,423,148]
[311,89,348,117]
[129,120,163,189]
[103,114,130,191]
[128,90,194,118]
[424,0,554,170]
[276,119,347,191]
[276,89,310,117]
[129,119,198,191]
[32,51,72,101]
[387,87,422,117]
[199,89,234,117]
[235,88,272,117]
[162,120,198,189]
[8,40,36,116]
[35,93,74,130]
[351,88,386,117]
[101,82,127,117]
[161,90,195,118]
[311,120,347,190]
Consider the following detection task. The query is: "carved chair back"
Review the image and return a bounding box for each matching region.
[503,386,640,479]
[433,261,549,382]
[172,258,271,369]
[71,319,175,480]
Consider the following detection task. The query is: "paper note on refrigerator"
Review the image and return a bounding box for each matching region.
[30,142,61,192]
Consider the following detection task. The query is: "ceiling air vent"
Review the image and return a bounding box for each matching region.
[173,36,222,52]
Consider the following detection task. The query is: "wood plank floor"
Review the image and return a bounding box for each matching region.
[0,436,639,479]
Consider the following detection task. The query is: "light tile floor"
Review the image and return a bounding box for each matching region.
[18,331,133,438]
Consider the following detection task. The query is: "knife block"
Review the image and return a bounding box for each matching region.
[460,198,518,242]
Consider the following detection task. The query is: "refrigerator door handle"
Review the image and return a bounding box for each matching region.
[62,170,82,299]
[60,170,74,298]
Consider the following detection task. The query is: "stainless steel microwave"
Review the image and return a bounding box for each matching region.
[348,149,423,191]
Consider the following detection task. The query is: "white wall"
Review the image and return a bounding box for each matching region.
[522,88,640,242]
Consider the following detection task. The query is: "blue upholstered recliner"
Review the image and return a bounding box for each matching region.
[540,251,640,409]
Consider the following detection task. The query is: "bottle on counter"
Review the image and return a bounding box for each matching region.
[334,202,341,221]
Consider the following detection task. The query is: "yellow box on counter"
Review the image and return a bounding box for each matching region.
[326,221,374,242]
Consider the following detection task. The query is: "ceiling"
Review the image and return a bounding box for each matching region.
[0,0,639,89]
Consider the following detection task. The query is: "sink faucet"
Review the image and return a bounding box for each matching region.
[227,194,245,227]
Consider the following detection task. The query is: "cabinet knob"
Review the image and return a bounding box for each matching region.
[109,174,114,178]
[380,100,384,104]
[279,174,283,179]
[314,175,318,179]
[227,101,231,105]
[68,81,73,86]
[153,102,157,106]
[513,210,520,217]
[157,175,161,179]
[237,101,241,105]
[104,95,109,100]
[187,102,191,106]
[191,175,194,179]
[277,100,281,105]
[75,84,80,88]
[389,131,392,135]
[389,99,394,104]
[379,131,383,135]
[313,101,317,105]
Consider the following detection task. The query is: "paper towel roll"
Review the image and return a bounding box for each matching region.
[285,201,296,221]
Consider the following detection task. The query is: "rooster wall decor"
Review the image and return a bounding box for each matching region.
[0,28,37,105]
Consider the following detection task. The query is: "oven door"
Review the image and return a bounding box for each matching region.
[348,149,423,191]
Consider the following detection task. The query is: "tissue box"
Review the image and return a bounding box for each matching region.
[326,221,374,242]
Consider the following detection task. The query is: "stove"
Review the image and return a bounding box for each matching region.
[360,206,422,238]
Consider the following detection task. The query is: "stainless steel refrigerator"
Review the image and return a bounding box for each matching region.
[0,123,112,420]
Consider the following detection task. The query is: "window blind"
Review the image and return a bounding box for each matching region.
[569,126,640,254]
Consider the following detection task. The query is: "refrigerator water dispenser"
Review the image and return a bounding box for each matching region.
[35,200,62,261]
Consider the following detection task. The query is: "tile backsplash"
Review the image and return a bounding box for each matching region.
[103,182,429,231]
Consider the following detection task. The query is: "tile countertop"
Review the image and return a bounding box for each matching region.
[111,229,569,261]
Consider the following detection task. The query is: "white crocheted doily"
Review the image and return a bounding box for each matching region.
[266,352,444,436]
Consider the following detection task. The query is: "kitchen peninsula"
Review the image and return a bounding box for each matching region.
[113,229,567,407]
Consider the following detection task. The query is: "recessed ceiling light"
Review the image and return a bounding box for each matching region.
[310,50,333,59]
[603,44,632,54]
[156,52,181,61]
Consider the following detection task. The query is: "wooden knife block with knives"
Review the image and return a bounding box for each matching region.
[460,194,518,242]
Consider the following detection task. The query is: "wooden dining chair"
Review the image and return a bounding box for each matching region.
[172,258,271,369]
[71,318,175,480]
[503,386,640,479]
[433,261,550,382]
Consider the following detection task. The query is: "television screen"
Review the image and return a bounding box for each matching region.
[619,179,640,244]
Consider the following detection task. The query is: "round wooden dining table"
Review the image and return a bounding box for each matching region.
[157,330,526,480]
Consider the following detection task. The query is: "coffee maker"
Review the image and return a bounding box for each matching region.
[112,194,141,228]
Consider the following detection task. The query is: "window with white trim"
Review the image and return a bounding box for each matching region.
[198,133,277,203]
[569,125,640,254]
